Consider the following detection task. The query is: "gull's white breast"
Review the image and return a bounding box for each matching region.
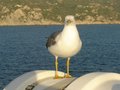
[48,25,82,58]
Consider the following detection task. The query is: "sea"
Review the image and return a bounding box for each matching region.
[0,24,120,89]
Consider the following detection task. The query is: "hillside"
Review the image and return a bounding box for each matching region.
[0,0,120,25]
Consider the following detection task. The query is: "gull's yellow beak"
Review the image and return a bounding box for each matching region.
[66,20,72,24]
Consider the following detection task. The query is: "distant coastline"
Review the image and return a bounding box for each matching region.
[0,20,120,26]
[1,0,120,26]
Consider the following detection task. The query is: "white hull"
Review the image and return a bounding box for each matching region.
[4,70,120,90]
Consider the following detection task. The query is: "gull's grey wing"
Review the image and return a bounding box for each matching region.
[46,30,62,48]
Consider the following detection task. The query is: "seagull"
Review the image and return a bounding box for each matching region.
[46,15,82,79]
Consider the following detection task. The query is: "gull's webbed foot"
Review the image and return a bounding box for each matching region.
[64,74,72,78]
[54,74,64,79]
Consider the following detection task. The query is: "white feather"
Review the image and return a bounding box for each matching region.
[48,15,82,58]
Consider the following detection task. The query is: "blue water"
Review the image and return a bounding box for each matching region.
[0,25,120,89]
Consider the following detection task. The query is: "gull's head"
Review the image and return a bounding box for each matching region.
[65,15,75,25]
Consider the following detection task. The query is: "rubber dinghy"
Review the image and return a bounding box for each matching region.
[3,70,120,90]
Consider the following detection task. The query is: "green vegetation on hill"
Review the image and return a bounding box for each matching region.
[0,0,120,25]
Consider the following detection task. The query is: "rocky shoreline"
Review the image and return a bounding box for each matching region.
[0,20,120,26]
[0,0,120,26]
